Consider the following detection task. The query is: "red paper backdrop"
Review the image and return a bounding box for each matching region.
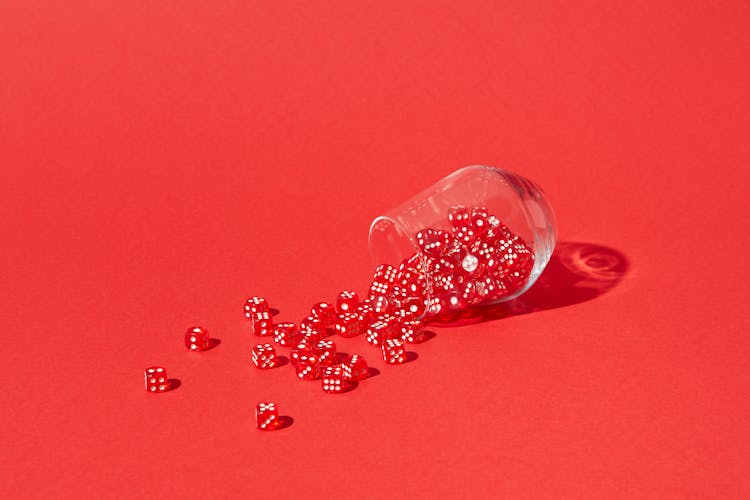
[2,1,749,498]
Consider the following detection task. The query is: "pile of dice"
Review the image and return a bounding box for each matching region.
[146,206,535,431]
[391,205,535,318]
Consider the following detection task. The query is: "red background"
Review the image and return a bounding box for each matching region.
[2,1,749,497]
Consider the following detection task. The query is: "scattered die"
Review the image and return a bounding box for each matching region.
[342,354,368,381]
[382,339,407,364]
[252,343,278,369]
[185,326,210,351]
[400,319,425,343]
[300,316,327,342]
[144,366,169,393]
[314,340,336,365]
[336,290,359,313]
[251,311,273,336]
[295,354,320,381]
[335,312,363,337]
[273,322,299,346]
[244,296,269,318]
[321,366,348,393]
[311,302,336,326]
[256,402,279,431]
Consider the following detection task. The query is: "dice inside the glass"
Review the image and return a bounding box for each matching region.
[256,402,279,431]
[252,343,277,369]
[144,366,169,393]
[185,326,210,351]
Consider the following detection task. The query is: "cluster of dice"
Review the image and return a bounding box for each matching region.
[404,205,535,317]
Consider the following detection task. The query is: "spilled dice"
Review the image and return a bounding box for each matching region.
[311,302,336,326]
[185,326,210,351]
[144,366,169,393]
[334,312,363,338]
[252,343,277,369]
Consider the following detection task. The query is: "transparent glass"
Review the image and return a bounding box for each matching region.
[369,165,557,316]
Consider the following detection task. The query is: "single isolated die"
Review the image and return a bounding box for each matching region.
[185,326,210,351]
[252,343,277,369]
[342,354,368,381]
[144,366,169,393]
[244,296,269,318]
[256,402,279,431]
[251,311,273,336]
[314,339,337,366]
[273,322,299,346]
[382,339,407,365]
[321,366,348,393]
[295,354,320,381]
[336,290,359,313]
[311,302,337,326]
[334,312,364,338]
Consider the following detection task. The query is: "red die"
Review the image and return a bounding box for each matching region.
[185,326,210,351]
[300,316,327,342]
[402,297,426,317]
[290,340,313,366]
[356,299,376,324]
[295,354,320,380]
[342,354,368,381]
[448,205,471,227]
[251,312,273,336]
[371,295,390,315]
[335,312,363,338]
[273,322,299,346]
[144,366,169,393]
[335,290,359,313]
[366,320,398,346]
[252,343,277,369]
[321,366,347,393]
[415,228,454,257]
[369,264,398,297]
[314,340,337,366]
[382,339,407,364]
[400,319,425,343]
[244,296,269,318]
[311,302,337,326]
[256,402,279,431]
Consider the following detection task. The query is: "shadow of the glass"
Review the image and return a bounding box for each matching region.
[427,241,629,327]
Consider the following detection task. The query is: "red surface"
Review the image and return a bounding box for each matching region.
[2,1,749,497]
